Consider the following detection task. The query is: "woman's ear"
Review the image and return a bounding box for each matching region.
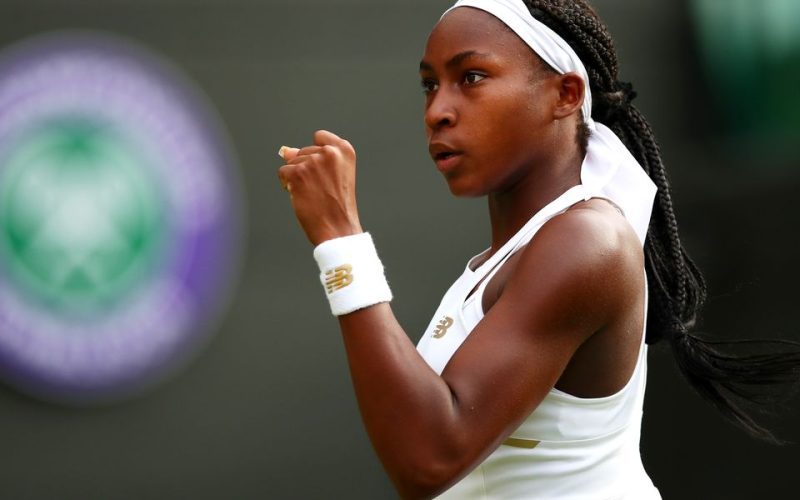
[553,72,585,119]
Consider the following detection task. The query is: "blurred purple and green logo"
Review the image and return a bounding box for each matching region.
[0,32,244,404]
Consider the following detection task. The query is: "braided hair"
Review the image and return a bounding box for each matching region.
[522,0,800,442]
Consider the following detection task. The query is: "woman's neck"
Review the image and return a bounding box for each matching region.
[486,148,583,255]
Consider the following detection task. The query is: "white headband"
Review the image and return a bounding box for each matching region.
[442,0,594,126]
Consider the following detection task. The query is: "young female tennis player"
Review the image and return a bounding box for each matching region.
[278,1,800,498]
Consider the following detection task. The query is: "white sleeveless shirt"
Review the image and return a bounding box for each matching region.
[416,128,661,499]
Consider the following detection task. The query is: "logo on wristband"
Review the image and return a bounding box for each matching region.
[325,264,354,293]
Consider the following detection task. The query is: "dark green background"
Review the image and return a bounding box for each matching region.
[0,0,798,498]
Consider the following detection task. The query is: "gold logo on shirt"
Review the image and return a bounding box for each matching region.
[502,437,540,449]
[432,316,454,338]
[325,264,353,294]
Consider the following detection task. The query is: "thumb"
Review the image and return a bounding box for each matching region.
[278,145,300,161]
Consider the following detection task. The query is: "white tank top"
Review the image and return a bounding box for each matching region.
[417,186,660,500]
[416,185,660,498]
[416,125,660,499]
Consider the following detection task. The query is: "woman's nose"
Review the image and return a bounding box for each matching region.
[424,91,457,131]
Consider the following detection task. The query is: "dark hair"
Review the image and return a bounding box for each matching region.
[524,0,800,442]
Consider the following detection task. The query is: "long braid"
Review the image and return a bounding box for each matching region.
[525,0,800,442]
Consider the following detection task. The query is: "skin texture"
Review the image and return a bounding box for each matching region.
[278,7,645,499]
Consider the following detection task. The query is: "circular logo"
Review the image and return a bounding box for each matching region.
[0,32,243,403]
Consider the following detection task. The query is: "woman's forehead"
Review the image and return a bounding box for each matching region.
[424,7,536,66]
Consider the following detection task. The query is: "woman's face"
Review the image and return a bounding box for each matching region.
[420,7,564,197]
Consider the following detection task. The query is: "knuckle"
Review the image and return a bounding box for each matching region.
[340,140,356,159]
[295,163,309,177]
[295,147,313,159]
[321,144,339,158]
[277,164,292,178]
[308,152,324,166]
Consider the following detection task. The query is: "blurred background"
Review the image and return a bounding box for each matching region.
[0,0,798,498]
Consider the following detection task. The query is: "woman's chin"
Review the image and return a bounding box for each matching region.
[444,177,485,198]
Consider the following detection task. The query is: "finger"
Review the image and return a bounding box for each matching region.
[278,145,324,162]
[278,146,300,161]
[313,131,356,161]
[277,164,293,192]
[313,129,345,147]
[294,145,324,158]
[284,146,325,166]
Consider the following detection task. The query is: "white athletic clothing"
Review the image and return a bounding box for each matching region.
[416,131,660,498]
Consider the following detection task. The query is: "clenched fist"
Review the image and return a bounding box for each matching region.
[278,130,363,246]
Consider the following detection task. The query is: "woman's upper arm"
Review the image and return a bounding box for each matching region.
[438,206,642,468]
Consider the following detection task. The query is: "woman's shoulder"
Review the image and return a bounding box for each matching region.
[497,197,644,327]
[481,197,643,316]
[529,196,643,272]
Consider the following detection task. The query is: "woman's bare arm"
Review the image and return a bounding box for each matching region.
[278,130,642,498]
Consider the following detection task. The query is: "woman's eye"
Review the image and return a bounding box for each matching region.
[420,79,438,94]
[463,72,486,85]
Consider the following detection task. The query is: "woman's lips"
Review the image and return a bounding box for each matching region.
[429,140,464,174]
[434,152,463,173]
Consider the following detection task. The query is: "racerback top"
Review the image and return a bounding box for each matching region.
[415,128,661,499]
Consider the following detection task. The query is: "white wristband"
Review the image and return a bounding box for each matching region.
[312,232,393,316]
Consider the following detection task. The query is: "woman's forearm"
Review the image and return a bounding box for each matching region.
[338,303,476,498]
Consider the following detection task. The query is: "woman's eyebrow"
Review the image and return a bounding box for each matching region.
[419,50,493,72]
